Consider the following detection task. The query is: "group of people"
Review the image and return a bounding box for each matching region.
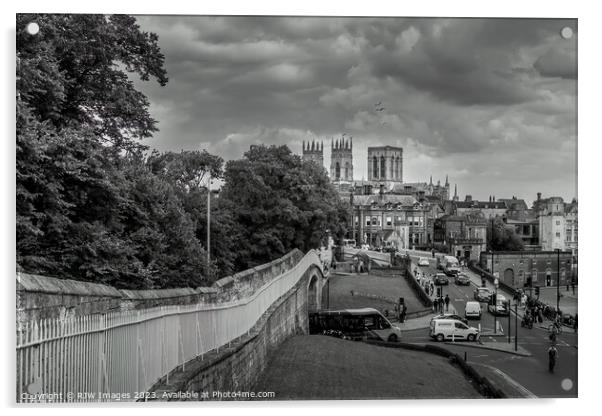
[433,294,450,313]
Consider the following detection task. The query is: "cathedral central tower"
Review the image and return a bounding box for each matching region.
[330,136,353,182]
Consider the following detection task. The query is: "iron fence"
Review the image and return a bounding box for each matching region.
[16,250,321,403]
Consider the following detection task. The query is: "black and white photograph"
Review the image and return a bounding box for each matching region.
[11,4,586,407]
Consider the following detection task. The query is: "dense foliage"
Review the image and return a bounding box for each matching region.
[488,218,525,252]
[16,14,349,289]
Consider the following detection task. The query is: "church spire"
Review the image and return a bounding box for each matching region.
[445,175,449,187]
[453,184,458,201]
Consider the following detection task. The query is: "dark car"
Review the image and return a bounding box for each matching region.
[474,287,493,302]
[434,273,449,285]
[454,273,471,285]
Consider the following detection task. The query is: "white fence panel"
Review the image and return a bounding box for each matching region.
[16,250,321,403]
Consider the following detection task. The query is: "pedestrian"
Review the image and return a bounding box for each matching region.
[538,307,544,323]
[401,304,407,323]
[444,294,450,312]
[439,297,445,313]
[548,344,558,373]
[520,293,527,308]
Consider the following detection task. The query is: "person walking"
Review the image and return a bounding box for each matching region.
[439,297,445,313]
[444,294,450,312]
[548,344,558,373]
[401,304,407,323]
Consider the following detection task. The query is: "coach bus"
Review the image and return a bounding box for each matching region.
[309,308,402,342]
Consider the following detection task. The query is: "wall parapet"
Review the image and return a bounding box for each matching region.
[16,248,305,323]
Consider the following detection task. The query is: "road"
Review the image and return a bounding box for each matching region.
[404,254,578,398]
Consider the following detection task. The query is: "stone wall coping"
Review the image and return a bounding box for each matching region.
[17,273,122,298]
[16,248,305,300]
[213,276,234,288]
[197,287,218,294]
[119,288,198,300]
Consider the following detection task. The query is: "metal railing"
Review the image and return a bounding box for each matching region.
[16,250,321,403]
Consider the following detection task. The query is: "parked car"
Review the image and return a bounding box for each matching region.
[454,273,471,285]
[430,318,480,342]
[418,257,430,267]
[434,273,449,285]
[488,294,510,316]
[431,313,468,325]
[464,301,482,319]
[474,287,492,302]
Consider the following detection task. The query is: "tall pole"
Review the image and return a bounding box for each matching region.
[491,249,497,334]
[207,175,211,277]
[514,301,518,351]
[556,248,560,312]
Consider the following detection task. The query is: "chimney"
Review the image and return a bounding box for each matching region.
[537,192,541,201]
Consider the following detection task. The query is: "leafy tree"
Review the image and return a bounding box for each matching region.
[17,14,167,151]
[220,145,348,270]
[16,14,218,289]
[488,217,525,251]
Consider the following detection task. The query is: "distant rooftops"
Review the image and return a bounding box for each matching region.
[353,194,418,207]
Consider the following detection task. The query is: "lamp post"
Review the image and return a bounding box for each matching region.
[514,300,518,351]
[490,249,498,334]
[556,248,560,312]
[207,175,211,278]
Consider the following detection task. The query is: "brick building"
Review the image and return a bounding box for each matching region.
[479,250,574,289]
[433,212,488,261]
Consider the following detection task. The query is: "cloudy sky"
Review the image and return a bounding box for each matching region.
[133,16,577,205]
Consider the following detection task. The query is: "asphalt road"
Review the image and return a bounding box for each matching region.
[405,255,578,398]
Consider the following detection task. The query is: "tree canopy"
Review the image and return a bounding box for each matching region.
[488,218,525,251]
[16,15,349,289]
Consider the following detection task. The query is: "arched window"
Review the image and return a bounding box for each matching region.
[380,156,386,178]
[390,156,394,178]
[373,156,378,179]
[345,162,350,180]
[396,156,400,179]
[335,162,340,179]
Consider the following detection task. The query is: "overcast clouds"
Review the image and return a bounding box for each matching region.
[133,16,577,205]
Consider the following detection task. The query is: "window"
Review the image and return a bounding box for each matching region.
[556,220,561,226]
[335,162,340,179]
[380,155,386,179]
[354,216,359,226]
[555,232,561,238]
[455,322,468,330]
[373,156,378,179]
[386,216,392,226]
[366,217,371,226]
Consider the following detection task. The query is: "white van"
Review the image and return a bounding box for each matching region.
[464,301,482,319]
[430,318,479,342]
[438,255,459,271]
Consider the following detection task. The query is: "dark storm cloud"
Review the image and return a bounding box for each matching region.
[133,16,577,201]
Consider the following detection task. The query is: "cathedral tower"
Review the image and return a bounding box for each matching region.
[330,135,353,182]
[302,139,324,167]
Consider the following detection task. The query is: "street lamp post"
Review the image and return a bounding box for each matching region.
[490,249,497,334]
[207,175,211,278]
[556,248,560,312]
[514,300,518,351]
